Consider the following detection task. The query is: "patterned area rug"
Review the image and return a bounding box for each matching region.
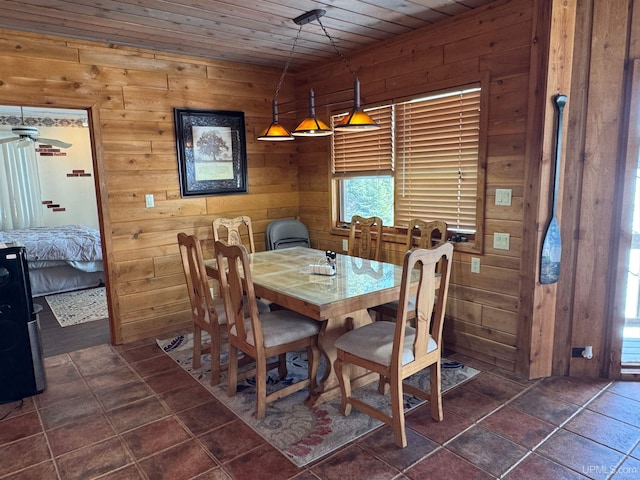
[45,287,108,327]
[157,332,479,467]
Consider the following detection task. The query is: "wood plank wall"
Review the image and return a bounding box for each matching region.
[295,0,538,372]
[0,29,298,343]
[612,1,640,380]
[2,0,628,378]
[518,0,576,379]
[556,0,636,378]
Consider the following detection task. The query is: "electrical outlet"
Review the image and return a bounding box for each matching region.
[572,346,594,359]
[145,194,154,208]
[495,188,512,206]
[471,257,480,273]
[342,239,348,251]
[493,233,510,250]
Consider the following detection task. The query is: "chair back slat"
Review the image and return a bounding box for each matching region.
[215,240,263,347]
[177,233,218,330]
[429,245,453,346]
[213,216,256,253]
[348,215,383,261]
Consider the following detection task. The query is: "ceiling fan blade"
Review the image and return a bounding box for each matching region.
[0,136,19,145]
[34,137,72,148]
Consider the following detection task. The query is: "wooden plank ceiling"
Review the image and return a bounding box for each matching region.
[0,0,498,70]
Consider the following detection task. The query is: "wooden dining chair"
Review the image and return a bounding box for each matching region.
[213,215,271,313]
[214,239,322,419]
[348,215,383,261]
[177,232,229,386]
[213,215,256,253]
[406,219,448,250]
[334,242,454,448]
[372,219,448,321]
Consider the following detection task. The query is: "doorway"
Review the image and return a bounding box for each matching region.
[621,60,640,368]
[0,105,110,356]
[623,163,640,366]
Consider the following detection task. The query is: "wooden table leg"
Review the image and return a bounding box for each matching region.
[307,309,377,406]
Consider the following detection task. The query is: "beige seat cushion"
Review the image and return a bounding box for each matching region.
[230,310,320,347]
[335,321,437,366]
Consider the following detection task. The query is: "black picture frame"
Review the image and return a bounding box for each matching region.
[174,108,248,197]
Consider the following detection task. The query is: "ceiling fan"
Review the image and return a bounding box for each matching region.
[0,107,72,149]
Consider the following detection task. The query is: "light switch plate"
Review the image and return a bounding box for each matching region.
[145,194,154,208]
[342,239,348,251]
[493,233,510,250]
[471,257,480,273]
[495,188,512,206]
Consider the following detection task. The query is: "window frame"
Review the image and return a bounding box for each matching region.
[329,76,488,254]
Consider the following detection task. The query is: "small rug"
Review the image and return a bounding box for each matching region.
[157,332,479,467]
[45,287,108,327]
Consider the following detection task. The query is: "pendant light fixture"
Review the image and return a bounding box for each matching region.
[258,9,379,141]
[292,89,333,136]
[333,79,380,131]
[257,22,303,141]
[314,16,380,132]
[258,99,294,141]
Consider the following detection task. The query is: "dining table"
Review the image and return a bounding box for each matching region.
[204,246,422,405]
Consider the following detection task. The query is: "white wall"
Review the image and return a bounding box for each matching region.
[35,125,99,230]
[0,107,99,231]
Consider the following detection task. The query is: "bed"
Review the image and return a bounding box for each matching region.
[0,224,104,297]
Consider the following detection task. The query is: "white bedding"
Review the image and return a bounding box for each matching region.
[28,259,103,272]
[0,225,104,296]
[0,224,102,262]
[29,264,104,297]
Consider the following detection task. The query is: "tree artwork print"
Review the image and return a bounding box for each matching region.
[192,126,234,181]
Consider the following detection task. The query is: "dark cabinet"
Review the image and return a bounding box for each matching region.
[0,245,46,403]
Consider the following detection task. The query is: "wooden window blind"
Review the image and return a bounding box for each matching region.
[332,105,393,176]
[331,84,481,234]
[395,87,480,232]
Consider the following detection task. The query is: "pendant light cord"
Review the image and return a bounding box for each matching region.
[317,17,358,79]
[273,25,303,101]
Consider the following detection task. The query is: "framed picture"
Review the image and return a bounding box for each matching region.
[174,108,248,197]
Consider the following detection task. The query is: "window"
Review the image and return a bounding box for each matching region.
[331,83,485,251]
[340,175,394,225]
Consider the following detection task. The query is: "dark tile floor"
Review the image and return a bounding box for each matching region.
[1,338,640,480]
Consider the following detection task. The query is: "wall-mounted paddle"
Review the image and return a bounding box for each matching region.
[540,94,567,284]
